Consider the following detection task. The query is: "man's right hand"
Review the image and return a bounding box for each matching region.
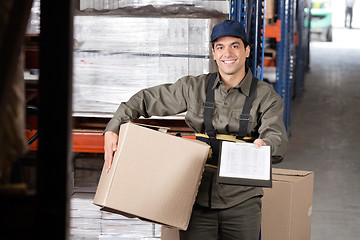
[104,131,119,172]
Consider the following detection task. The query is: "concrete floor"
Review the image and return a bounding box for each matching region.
[70,27,360,239]
[277,27,360,239]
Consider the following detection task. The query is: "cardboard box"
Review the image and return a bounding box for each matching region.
[261,168,314,240]
[161,168,314,240]
[265,0,276,23]
[93,122,210,230]
[161,226,180,240]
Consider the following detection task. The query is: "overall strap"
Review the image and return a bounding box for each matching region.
[237,77,258,139]
[203,72,218,138]
[202,73,219,166]
[199,73,258,166]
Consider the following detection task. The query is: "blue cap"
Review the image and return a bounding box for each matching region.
[210,20,247,42]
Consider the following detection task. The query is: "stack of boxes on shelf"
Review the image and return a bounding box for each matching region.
[73,3,227,117]
[24,0,40,78]
[265,0,277,25]
[263,0,278,84]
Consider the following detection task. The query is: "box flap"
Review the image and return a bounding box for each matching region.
[135,123,170,133]
[272,168,314,183]
[273,168,313,177]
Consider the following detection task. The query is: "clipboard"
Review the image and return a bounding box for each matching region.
[216,141,272,188]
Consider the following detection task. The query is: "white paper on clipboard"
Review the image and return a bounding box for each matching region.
[218,141,271,180]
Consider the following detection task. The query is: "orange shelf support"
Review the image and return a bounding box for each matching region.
[26,129,104,153]
[294,30,300,46]
[26,130,197,153]
[263,58,276,67]
[265,20,281,42]
[72,131,104,153]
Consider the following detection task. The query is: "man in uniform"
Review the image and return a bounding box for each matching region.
[104,20,288,240]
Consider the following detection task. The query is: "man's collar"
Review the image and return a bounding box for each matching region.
[213,69,253,96]
[212,72,221,89]
[238,69,253,96]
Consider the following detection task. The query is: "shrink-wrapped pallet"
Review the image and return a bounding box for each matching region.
[73,5,227,116]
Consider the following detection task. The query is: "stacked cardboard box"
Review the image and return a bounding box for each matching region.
[265,0,277,25]
[261,168,314,240]
[161,168,314,240]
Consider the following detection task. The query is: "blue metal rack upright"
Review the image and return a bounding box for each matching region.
[229,0,266,80]
[294,0,311,98]
[276,0,292,132]
[273,0,297,132]
[249,0,266,80]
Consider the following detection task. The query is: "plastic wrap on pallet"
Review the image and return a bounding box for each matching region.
[73,16,226,116]
[26,0,40,34]
[70,193,161,238]
[74,16,217,55]
[79,0,229,14]
[263,66,276,84]
[73,52,210,114]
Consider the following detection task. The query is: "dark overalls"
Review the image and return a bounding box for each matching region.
[180,73,262,240]
[197,72,258,166]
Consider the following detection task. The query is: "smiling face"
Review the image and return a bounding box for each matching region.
[212,36,250,80]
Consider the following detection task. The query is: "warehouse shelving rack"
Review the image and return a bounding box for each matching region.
[272,0,310,131]
[231,0,310,132]
[25,0,310,152]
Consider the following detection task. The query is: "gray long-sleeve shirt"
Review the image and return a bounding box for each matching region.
[105,69,288,208]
